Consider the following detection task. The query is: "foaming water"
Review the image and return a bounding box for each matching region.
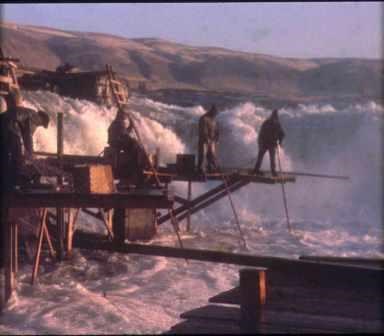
[19,90,384,256]
[1,91,382,334]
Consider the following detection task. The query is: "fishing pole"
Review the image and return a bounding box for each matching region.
[277,143,292,233]
[240,157,349,180]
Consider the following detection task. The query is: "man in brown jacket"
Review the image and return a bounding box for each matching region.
[197,104,219,173]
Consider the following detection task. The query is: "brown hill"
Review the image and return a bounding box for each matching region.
[1,22,382,102]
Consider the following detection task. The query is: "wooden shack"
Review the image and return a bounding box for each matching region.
[18,67,129,106]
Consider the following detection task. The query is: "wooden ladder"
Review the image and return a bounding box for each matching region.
[105,64,127,106]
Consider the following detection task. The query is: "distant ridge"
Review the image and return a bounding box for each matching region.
[1,21,382,102]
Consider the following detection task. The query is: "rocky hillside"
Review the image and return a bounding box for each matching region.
[1,21,382,104]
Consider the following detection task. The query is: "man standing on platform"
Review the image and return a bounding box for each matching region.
[1,89,50,188]
[253,109,285,177]
[107,107,148,186]
[197,104,220,174]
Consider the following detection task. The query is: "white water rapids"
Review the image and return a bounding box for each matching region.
[1,90,383,334]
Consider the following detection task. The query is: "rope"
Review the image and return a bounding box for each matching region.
[211,157,248,249]
[168,206,189,264]
[276,144,292,233]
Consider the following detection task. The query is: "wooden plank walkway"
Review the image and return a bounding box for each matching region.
[145,167,296,184]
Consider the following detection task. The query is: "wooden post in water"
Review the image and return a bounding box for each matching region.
[186,180,192,232]
[56,112,65,260]
[0,209,5,310]
[239,267,267,333]
[1,214,18,308]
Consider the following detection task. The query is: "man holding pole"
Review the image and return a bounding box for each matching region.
[107,107,148,186]
[253,109,285,177]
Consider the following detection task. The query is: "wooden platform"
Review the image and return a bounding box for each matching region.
[67,232,384,333]
[145,167,296,184]
[165,260,384,334]
[4,188,173,209]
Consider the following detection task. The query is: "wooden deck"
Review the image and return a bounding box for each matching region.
[71,234,383,333]
[165,260,384,334]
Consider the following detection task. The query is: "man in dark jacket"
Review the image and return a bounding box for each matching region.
[1,91,50,188]
[253,109,285,176]
[197,104,219,173]
[107,108,148,186]
[16,108,50,157]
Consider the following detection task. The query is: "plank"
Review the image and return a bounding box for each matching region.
[238,173,296,184]
[5,190,173,209]
[179,304,383,333]
[165,316,241,334]
[72,233,383,293]
[210,282,383,305]
[299,255,384,269]
[145,169,296,184]
[209,286,383,320]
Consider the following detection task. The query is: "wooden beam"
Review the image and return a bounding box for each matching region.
[4,220,15,304]
[299,256,384,269]
[174,195,190,206]
[34,151,108,166]
[175,179,249,223]
[66,209,76,257]
[31,208,48,284]
[100,208,114,240]
[158,176,241,224]
[72,233,383,292]
[56,112,65,260]
[12,223,18,275]
[186,180,192,232]
[5,190,173,209]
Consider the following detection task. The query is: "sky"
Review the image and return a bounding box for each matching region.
[2,2,383,59]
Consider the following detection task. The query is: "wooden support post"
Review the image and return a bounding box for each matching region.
[31,208,48,285]
[3,219,16,306]
[107,209,114,236]
[186,180,192,232]
[56,112,65,260]
[66,208,74,257]
[0,209,5,310]
[43,223,56,259]
[66,208,80,257]
[100,208,114,240]
[112,208,125,245]
[12,222,18,275]
[239,267,267,333]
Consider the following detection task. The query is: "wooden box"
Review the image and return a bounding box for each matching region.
[113,208,157,242]
[176,154,195,175]
[72,164,115,193]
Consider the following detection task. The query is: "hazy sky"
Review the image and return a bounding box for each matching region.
[2,2,382,59]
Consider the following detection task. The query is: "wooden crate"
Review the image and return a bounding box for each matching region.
[72,164,115,193]
[113,208,157,242]
[176,154,195,175]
